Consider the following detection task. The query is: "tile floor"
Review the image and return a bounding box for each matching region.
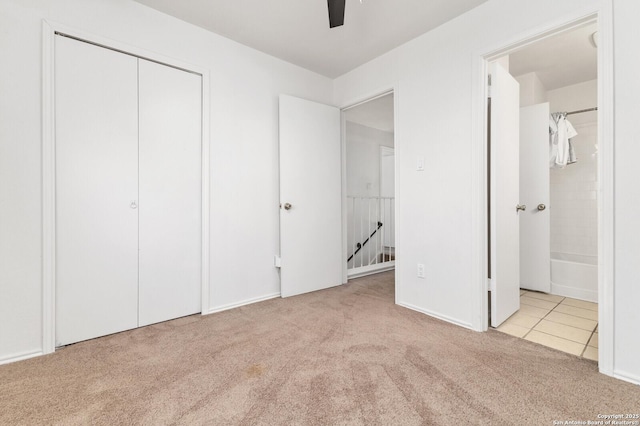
[496,290,598,361]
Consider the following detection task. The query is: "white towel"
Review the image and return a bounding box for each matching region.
[567,139,578,164]
[549,113,578,168]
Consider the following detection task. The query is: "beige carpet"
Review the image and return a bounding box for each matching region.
[1,271,638,425]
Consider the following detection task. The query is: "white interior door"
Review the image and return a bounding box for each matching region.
[490,62,521,327]
[55,36,139,345]
[138,59,202,326]
[520,103,551,293]
[279,95,342,297]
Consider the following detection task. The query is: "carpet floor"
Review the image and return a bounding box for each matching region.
[1,271,638,425]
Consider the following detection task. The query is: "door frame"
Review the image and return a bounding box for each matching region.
[470,4,615,375]
[379,145,395,197]
[379,146,395,250]
[340,88,398,298]
[41,20,211,354]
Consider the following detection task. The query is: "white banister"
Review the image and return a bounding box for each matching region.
[347,196,395,277]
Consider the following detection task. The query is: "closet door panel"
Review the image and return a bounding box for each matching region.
[138,59,202,326]
[55,36,139,345]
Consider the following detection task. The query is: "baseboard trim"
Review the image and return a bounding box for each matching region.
[0,350,44,366]
[398,302,474,330]
[551,282,598,303]
[205,292,281,315]
[348,264,395,279]
[613,369,640,386]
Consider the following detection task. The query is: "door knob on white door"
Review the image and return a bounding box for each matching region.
[516,204,526,212]
[537,204,546,211]
[283,203,292,210]
[130,201,137,209]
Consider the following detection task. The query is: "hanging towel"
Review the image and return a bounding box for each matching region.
[549,112,578,168]
[567,139,578,165]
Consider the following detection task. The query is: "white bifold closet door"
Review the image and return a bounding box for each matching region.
[55,35,140,346]
[138,59,202,327]
[55,36,201,346]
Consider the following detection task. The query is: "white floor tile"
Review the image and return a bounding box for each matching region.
[522,292,564,303]
[533,320,592,344]
[519,304,553,319]
[520,296,559,310]
[553,304,598,321]
[497,323,530,338]
[544,311,597,332]
[561,298,598,312]
[497,292,599,360]
[524,330,585,356]
[504,312,541,329]
[583,346,598,361]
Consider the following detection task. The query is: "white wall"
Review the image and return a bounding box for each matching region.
[0,0,333,362]
[346,121,394,197]
[515,72,548,107]
[335,0,640,382]
[547,80,598,257]
[336,0,601,328]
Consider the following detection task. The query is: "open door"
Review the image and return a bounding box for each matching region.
[490,63,521,327]
[279,95,342,297]
[519,103,551,293]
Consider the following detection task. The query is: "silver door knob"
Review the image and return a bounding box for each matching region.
[516,204,526,212]
[537,204,546,211]
[283,203,292,210]
[130,201,137,209]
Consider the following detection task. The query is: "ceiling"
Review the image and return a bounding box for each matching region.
[344,93,394,132]
[133,0,488,78]
[509,23,598,90]
[340,25,597,133]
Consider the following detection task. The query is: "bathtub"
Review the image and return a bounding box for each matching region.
[550,252,598,303]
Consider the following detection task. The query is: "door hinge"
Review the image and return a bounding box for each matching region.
[488,278,495,292]
[487,74,492,98]
[274,255,281,268]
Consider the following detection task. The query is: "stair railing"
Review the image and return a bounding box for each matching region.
[347,196,395,274]
[347,221,382,262]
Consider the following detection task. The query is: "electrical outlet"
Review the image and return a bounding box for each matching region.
[417,263,425,279]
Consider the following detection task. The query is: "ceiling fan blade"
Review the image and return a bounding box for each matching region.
[327,0,345,28]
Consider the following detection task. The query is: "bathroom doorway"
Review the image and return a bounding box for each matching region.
[488,22,600,361]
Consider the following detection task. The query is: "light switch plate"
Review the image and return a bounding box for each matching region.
[417,263,425,278]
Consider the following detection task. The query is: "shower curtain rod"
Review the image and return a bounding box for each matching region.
[564,107,598,115]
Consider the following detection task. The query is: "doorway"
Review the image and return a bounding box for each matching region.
[487,22,601,361]
[342,92,396,279]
